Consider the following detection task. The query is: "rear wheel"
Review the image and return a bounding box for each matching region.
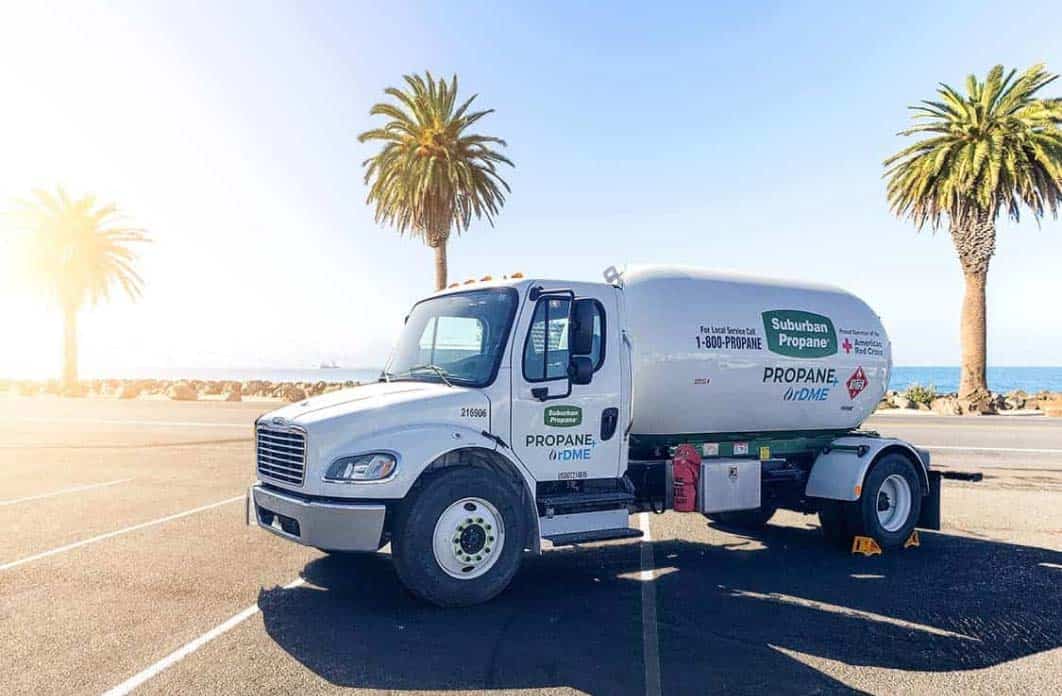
[707,505,777,530]
[850,453,922,549]
[392,467,525,607]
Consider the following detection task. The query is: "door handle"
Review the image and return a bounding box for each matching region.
[601,407,619,441]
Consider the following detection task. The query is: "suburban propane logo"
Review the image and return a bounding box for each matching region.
[762,310,838,358]
[544,405,582,427]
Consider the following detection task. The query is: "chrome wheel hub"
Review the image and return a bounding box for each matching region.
[432,497,505,580]
[876,474,912,533]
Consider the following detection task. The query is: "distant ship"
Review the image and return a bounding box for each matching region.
[319,360,341,369]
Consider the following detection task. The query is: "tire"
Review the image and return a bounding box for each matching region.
[391,467,526,607]
[818,500,851,548]
[707,505,777,530]
[848,453,923,549]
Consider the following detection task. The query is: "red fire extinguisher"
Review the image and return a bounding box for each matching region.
[672,444,701,512]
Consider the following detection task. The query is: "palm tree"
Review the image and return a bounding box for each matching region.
[12,188,149,394]
[358,72,513,290]
[884,64,1062,411]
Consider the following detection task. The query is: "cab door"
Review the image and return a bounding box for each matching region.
[509,284,624,481]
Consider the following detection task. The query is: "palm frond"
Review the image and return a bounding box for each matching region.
[884,63,1062,230]
[357,71,513,244]
[11,187,150,310]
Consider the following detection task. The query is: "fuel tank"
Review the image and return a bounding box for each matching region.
[617,265,890,438]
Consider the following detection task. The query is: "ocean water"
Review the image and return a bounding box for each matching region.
[890,367,1062,394]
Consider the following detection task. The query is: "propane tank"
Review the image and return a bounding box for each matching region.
[672,444,701,512]
[616,265,892,439]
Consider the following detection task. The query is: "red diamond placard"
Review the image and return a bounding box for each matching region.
[846,366,868,400]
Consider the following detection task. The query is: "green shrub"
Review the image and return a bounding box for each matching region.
[904,383,936,406]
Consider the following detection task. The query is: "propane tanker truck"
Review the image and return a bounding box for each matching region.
[249,266,941,606]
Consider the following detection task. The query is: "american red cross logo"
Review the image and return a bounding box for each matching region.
[842,338,853,353]
[846,366,868,399]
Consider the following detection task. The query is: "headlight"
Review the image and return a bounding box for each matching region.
[324,452,397,482]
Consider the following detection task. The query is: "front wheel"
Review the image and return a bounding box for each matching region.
[392,467,526,607]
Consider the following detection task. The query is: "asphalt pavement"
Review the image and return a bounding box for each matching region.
[1,396,1059,695]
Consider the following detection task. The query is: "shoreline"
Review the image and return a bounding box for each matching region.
[0,378,363,403]
[2,378,1061,416]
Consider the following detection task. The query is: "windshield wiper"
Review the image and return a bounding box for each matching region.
[398,364,454,387]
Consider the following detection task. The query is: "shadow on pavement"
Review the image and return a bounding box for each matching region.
[259,524,1062,695]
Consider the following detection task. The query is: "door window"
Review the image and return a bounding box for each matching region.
[522,298,604,382]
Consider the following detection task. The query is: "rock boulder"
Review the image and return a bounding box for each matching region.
[930,396,962,416]
[167,382,198,401]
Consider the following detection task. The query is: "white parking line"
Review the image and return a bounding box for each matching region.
[15,417,250,429]
[102,577,306,696]
[0,478,133,507]
[0,496,243,572]
[927,445,1062,455]
[638,512,662,696]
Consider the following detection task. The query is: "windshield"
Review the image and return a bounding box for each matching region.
[383,288,519,387]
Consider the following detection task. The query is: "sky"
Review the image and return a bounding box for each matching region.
[0,0,1060,378]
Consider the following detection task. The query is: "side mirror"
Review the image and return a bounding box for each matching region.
[568,356,594,385]
[570,299,596,356]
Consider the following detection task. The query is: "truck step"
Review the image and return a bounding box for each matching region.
[537,490,635,514]
[544,527,644,546]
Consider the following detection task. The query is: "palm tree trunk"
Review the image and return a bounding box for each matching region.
[433,239,448,291]
[950,211,995,412]
[958,269,989,405]
[62,303,79,393]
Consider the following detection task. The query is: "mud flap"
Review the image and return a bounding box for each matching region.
[917,470,941,530]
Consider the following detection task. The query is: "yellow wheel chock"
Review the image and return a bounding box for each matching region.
[850,531,920,556]
[851,536,882,556]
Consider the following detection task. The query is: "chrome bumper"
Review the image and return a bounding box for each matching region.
[249,483,386,552]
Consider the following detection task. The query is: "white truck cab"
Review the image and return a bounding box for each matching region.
[250,268,941,606]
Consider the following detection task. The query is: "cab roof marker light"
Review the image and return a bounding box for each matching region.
[511,272,524,278]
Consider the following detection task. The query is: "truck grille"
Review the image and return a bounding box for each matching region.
[256,425,306,486]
